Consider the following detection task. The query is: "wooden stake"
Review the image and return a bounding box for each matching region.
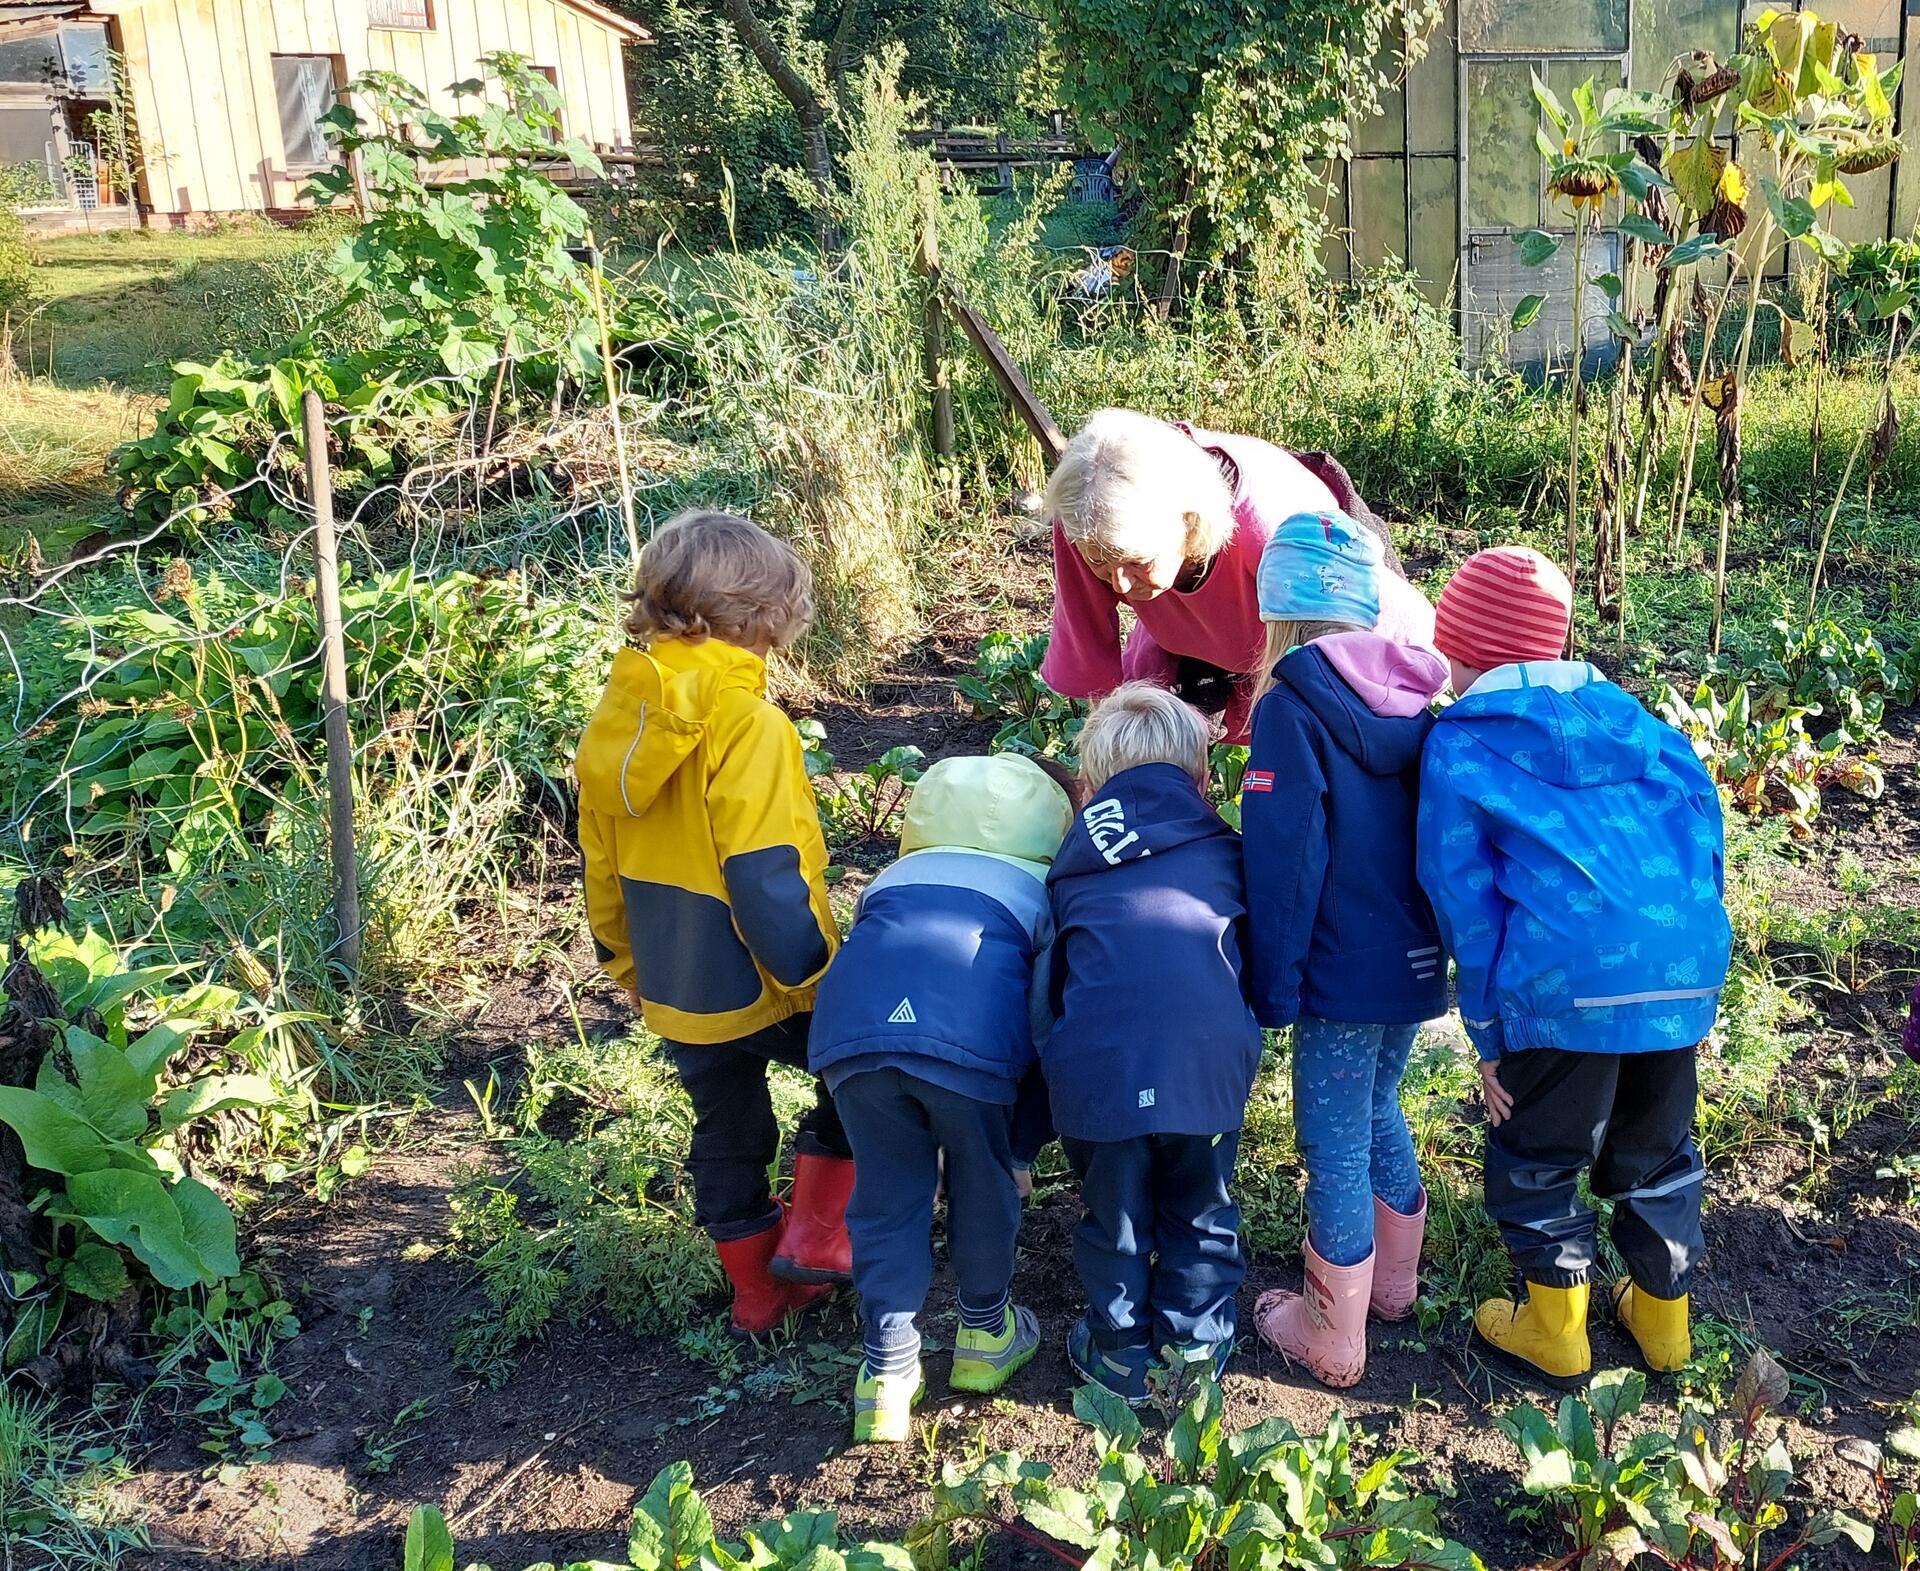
[584,231,642,563]
[942,279,1066,462]
[302,389,361,975]
[916,181,955,457]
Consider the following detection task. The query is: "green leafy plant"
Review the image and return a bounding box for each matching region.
[957,632,1085,760]
[1500,1350,1871,1569]
[1040,0,1445,264]
[934,1369,1483,1570]
[817,746,926,846]
[1209,743,1248,830]
[0,930,276,1302]
[308,53,601,382]
[402,1458,926,1571]
[1658,677,1881,834]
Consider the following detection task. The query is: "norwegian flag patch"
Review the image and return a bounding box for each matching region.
[1242,770,1276,793]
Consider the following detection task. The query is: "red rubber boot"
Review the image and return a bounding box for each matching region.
[715,1208,830,1333]
[771,1149,855,1285]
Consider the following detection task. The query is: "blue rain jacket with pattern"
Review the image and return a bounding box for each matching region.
[1415,661,1732,1061]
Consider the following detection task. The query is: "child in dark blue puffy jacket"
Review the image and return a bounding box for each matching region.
[810,753,1071,1443]
[1418,546,1732,1390]
[1239,511,1451,1390]
[1039,683,1264,1403]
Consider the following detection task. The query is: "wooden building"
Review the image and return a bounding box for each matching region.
[0,0,647,231]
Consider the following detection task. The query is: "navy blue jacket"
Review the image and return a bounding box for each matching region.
[1240,643,1448,1029]
[1039,763,1263,1141]
[809,850,1052,1103]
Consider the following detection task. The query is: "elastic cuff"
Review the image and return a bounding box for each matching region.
[706,1200,782,1244]
[1516,1266,1590,1291]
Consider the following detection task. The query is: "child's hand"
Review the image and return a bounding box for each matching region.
[627,986,643,1013]
[1014,1166,1035,1201]
[1479,1059,1515,1126]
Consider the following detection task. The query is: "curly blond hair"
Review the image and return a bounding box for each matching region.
[1044,409,1237,568]
[623,510,814,650]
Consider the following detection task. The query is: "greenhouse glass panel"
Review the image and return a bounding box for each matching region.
[1633,0,1738,91]
[1406,15,1456,153]
[1350,157,1409,270]
[1466,60,1539,230]
[1459,0,1625,54]
[1409,157,1458,306]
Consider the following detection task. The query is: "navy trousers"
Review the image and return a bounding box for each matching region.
[664,1014,850,1241]
[834,1067,1023,1347]
[1060,1131,1244,1356]
[1484,1045,1703,1299]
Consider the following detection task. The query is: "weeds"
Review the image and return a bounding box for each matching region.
[0,1383,144,1566]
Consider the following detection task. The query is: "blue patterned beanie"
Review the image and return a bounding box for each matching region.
[1256,510,1383,626]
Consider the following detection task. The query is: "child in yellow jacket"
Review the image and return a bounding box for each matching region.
[574,510,852,1333]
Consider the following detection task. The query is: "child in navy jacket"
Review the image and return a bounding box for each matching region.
[1239,512,1450,1389]
[1039,683,1263,1403]
[810,753,1071,1442]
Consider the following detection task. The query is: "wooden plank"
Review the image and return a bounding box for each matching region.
[526,0,562,86]
[143,0,212,212]
[501,0,533,59]
[938,274,1064,461]
[209,0,266,211]
[418,0,459,99]
[554,6,601,144]
[301,0,339,55]
[603,23,632,144]
[234,0,287,207]
[118,6,176,213]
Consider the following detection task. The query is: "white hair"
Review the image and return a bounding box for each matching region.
[1078,682,1211,794]
[1044,409,1237,566]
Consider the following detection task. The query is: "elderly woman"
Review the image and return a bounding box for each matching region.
[1041,410,1434,743]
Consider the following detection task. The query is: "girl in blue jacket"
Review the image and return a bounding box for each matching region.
[1240,512,1450,1389]
[1040,683,1264,1404]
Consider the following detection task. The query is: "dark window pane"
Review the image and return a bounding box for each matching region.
[273,55,337,170]
[60,24,111,94]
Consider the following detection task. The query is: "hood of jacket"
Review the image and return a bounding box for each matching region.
[1274,640,1437,776]
[1049,762,1231,881]
[1315,631,1448,719]
[1441,661,1659,789]
[575,639,766,817]
[900,753,1072,872]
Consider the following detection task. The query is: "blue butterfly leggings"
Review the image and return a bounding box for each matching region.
[1290,1018,1425,1267]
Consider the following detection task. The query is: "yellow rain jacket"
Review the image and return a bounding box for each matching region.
[575,637,838,1045]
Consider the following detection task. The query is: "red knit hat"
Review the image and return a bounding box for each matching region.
[1434,547,1573,669]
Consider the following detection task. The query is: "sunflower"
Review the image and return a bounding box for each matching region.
[1549,157,1619,208]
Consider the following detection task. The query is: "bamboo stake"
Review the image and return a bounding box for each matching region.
[301,389,361,975]
[583,231,641,563]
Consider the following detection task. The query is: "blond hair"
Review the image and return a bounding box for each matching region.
[623,510,814,650]
[1251,617,1370,705]
[1078,682,1211,794]
[1045,409,1236,568]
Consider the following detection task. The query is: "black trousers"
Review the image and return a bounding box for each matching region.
[663,1013,850,1242]
[1484,1045,1703,1299]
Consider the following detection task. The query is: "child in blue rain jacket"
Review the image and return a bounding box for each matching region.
[1417,545,1732,1390]
[810,753,1071,1443]
[1039,683,1264,1403]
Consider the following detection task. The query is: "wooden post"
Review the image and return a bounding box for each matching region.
[995,131,1012,198]
[942,279,1066,463]
[916,184,955,458]
[583,231,643,563]
[301,390,361,974]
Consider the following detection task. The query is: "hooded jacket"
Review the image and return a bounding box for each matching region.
[1416,661,1732,1060]
[1241,633,1449,1028]
[1039,763,1263,1141]
[809,754,1071,1102]
[575,638,837,1045]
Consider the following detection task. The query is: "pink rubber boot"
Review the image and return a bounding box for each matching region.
[1254,1242,1374,1389]
[1369,1191,1427,1322]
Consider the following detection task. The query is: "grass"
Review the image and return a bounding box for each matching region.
[0,1381,144,1567]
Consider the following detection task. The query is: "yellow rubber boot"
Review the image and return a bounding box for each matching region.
[1473,1281,1591,1390]
[1611,1278,1690,1372]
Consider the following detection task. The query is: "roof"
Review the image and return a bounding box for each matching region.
[0,0,649,41]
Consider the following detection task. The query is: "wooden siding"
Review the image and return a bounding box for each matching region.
[93,0,637,215]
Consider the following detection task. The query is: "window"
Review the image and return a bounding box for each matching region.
[368,0,432,29]
[272,54,340,171]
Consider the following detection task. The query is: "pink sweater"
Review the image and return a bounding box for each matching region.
[1041,426,1434,742]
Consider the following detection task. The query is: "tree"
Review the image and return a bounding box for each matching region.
[716,0,837,237]
[1038,0,1444,264]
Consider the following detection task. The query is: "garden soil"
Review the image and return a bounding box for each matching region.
[123,538,1920,1571]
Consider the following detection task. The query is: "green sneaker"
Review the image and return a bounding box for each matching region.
[951,1304,1040,1393]
[852,1360,924,1444]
